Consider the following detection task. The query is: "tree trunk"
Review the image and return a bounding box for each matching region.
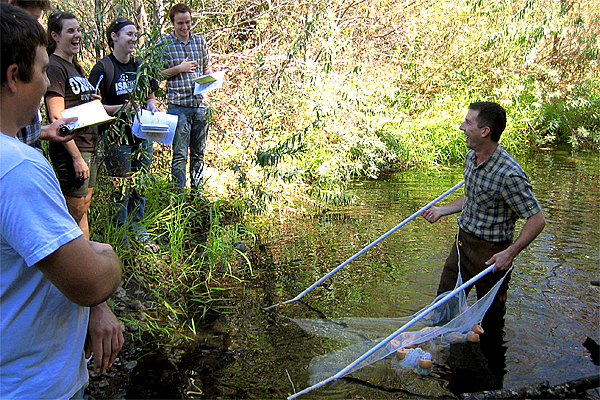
[94,0,104,61]
[132,0,148,47]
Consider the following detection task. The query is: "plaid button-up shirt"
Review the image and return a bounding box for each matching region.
[458,144,542,243]
[157,32,209,108]
[16,116,41,147]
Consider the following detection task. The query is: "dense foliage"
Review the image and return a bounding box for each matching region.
[51,0,599,344]
[56,0,599,210]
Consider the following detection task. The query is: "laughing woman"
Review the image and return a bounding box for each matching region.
[45,12,99,239]
[43,11,125,378]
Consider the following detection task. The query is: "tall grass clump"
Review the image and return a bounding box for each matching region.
[89,173,253,344]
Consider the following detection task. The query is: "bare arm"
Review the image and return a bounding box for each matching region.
[36,237,122,307]
[422,195,465,223]
[46,94,90,179]
[103,102,131,116]
[45,93,65,123]
[486,210,546,272]
[39,117,79,142]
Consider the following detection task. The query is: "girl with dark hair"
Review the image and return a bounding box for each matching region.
[89,17,158,247]
[45,12,99,239]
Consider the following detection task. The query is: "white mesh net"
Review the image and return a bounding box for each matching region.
[292,266,510,385]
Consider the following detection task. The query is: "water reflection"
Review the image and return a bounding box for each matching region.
[208,147,599,398]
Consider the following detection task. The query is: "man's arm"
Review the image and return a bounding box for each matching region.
[486,210,546,272]
[36,237,122,307]
[39,117,79,142]
[422,195,464,223]
[40,236,125,374]
[161,58,198,79]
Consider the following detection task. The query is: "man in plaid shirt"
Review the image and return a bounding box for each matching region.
[158,3,210,194]
[422,102,546,332]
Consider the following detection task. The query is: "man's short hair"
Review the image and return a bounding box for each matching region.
[1,2,47,86]
[469,101,507,142]
[10,0,51,12]
[169,3,192,23]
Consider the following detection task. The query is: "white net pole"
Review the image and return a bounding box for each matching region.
[266,180,465,310]
[287,263,496,400]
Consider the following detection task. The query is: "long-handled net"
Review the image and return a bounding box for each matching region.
[288,261,511,399]
[266,181,509,399]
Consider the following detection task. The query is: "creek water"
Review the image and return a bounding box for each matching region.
[183,146,599,399]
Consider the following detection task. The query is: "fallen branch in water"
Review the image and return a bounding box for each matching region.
[459,375,600,400]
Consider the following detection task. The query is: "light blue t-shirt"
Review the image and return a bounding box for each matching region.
[0,133,89,399]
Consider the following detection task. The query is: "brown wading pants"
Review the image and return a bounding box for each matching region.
[437,228,512,331]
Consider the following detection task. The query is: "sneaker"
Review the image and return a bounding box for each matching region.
[131,226,150,243]
[135,232,150,243]
[143,241,160,253]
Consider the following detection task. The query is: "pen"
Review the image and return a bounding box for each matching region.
[94,74,103,92]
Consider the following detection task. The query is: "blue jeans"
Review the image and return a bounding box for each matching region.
[104,140,153,231]
[167,104,209,189]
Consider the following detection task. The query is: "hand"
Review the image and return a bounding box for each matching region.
[88,240,115,255]
[40,117,79,142]
[421,206,443,223]
[73,155,90,181]
[179,58,198,73]
[486,247,516,273]
[85,301,124,374]
[146,100,158,114]
[90,93,102,101]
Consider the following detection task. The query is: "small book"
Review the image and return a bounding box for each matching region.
[60,99,115,131]
[193,74,217,84]
[193,70,225,95]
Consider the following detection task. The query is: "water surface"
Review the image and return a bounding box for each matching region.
[198,146,599,399]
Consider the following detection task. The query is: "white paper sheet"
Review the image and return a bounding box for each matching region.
[132,109,179,145]
[60,100,115,131]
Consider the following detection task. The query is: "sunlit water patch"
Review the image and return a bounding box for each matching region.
[191,147,598,399]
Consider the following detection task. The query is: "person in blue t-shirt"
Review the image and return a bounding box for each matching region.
[0,4,123,398]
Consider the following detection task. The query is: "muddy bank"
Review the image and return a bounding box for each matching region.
[85,277,237,399]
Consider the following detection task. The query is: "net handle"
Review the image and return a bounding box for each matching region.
[287,263,495,400]
[266,180,465,310]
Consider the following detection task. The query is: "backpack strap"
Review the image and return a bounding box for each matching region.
[98,56,114,97]
[96,56,116,140]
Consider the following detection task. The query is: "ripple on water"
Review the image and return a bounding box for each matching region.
[214,148,599,399]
